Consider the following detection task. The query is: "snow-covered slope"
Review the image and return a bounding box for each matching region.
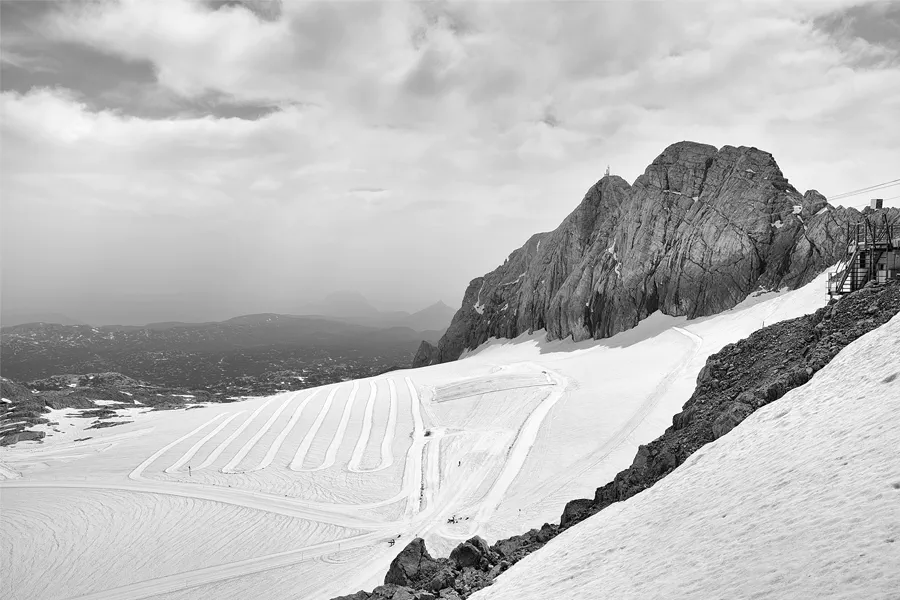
[475,314,900,600]
[0,273,834,600]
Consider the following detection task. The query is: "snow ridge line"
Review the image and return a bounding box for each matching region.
[290,385,340,471]
[164,412,245,474]
[347,380,378,472]
[317,381,360,471]
[380,378,399,470]
[130,414,226,480]
[222,391,300,473]
[197,396,278,469]
[251,389,320,471]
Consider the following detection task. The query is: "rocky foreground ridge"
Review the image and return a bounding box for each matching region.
[415,141,899,367]
[338,279,900,600]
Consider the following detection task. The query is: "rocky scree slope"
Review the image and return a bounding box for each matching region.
[0,372,215,446]
[339,278,900,600]
[415,141,899,366]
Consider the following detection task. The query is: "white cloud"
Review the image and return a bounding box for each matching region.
[2,0,899,322]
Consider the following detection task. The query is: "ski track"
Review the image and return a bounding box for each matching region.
[317,381,360,471]
[290,385,340,471]
[380,378,399,470]
[63,530,385,600]
[474,366,567,525]
[130,414,226,480]
[197,396,278,469]
[252,389,321,472]
[402,378,427,518]
[165,412,245,474]
[222,392,299,473]
[0,461,22,479]
[347,380,378,472]
[530,326,703,507]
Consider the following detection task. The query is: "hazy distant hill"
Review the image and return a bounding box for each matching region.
[0,313,442,391]
[0,312,87,327]
[404,301,457,332]
[299,292,457,331]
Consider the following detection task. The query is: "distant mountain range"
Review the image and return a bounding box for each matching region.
[0,313,444,391]
[0,295,457,333]
[1,312,88,328]
[299,291,457,331]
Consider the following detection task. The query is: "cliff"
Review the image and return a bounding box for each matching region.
[415,141,895,367]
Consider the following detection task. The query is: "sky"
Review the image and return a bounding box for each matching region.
[2,0,899,326]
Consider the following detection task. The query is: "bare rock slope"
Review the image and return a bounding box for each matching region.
[416,141,897,366]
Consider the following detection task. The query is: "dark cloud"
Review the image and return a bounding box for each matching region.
[814,1,900,66]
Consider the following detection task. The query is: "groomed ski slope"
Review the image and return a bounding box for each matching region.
[0,273,836,600]
[476,314,900,600]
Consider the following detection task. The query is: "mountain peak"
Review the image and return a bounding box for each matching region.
[414,141,899,367]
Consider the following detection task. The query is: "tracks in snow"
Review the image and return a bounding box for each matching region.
[289,386,339,471]
[532,325,704,506]
[252,390,320,472]
[222,392,300,473]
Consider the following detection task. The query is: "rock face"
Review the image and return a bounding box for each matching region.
[384,538,444,588]
[415,141,898,366]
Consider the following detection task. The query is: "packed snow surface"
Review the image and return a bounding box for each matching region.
[0,273,834,600]
[476,314,900,600]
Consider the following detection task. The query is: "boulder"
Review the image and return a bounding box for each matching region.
[449,536,493,570]
[560,498,594,528]
[384,538,440,587]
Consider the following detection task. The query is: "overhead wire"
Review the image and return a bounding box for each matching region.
[826,178,900,201]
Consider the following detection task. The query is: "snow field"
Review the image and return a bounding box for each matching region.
[0,273,839,600]
[0,488,362,600]
[475,314,900,600]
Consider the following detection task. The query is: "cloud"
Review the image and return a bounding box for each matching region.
[2,0,900,323]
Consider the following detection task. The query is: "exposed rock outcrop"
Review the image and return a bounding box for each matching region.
[384,538,444,588]
[415,141,899,366]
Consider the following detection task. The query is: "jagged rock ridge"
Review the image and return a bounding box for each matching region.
[416,141,896,366]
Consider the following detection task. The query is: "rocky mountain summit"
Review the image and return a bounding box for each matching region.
[415,141,898,366]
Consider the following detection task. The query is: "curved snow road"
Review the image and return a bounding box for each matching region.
[289,386,339,471]
[197,397,278,469]
[165,412,245,474]
[315,381,360,472]
[251,389,320,472]
[222,392,299,473]
[347,380,379,472]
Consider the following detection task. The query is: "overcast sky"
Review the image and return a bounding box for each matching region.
[2,0,899,325]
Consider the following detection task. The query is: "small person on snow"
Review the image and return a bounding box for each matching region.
[188,466,191,477]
